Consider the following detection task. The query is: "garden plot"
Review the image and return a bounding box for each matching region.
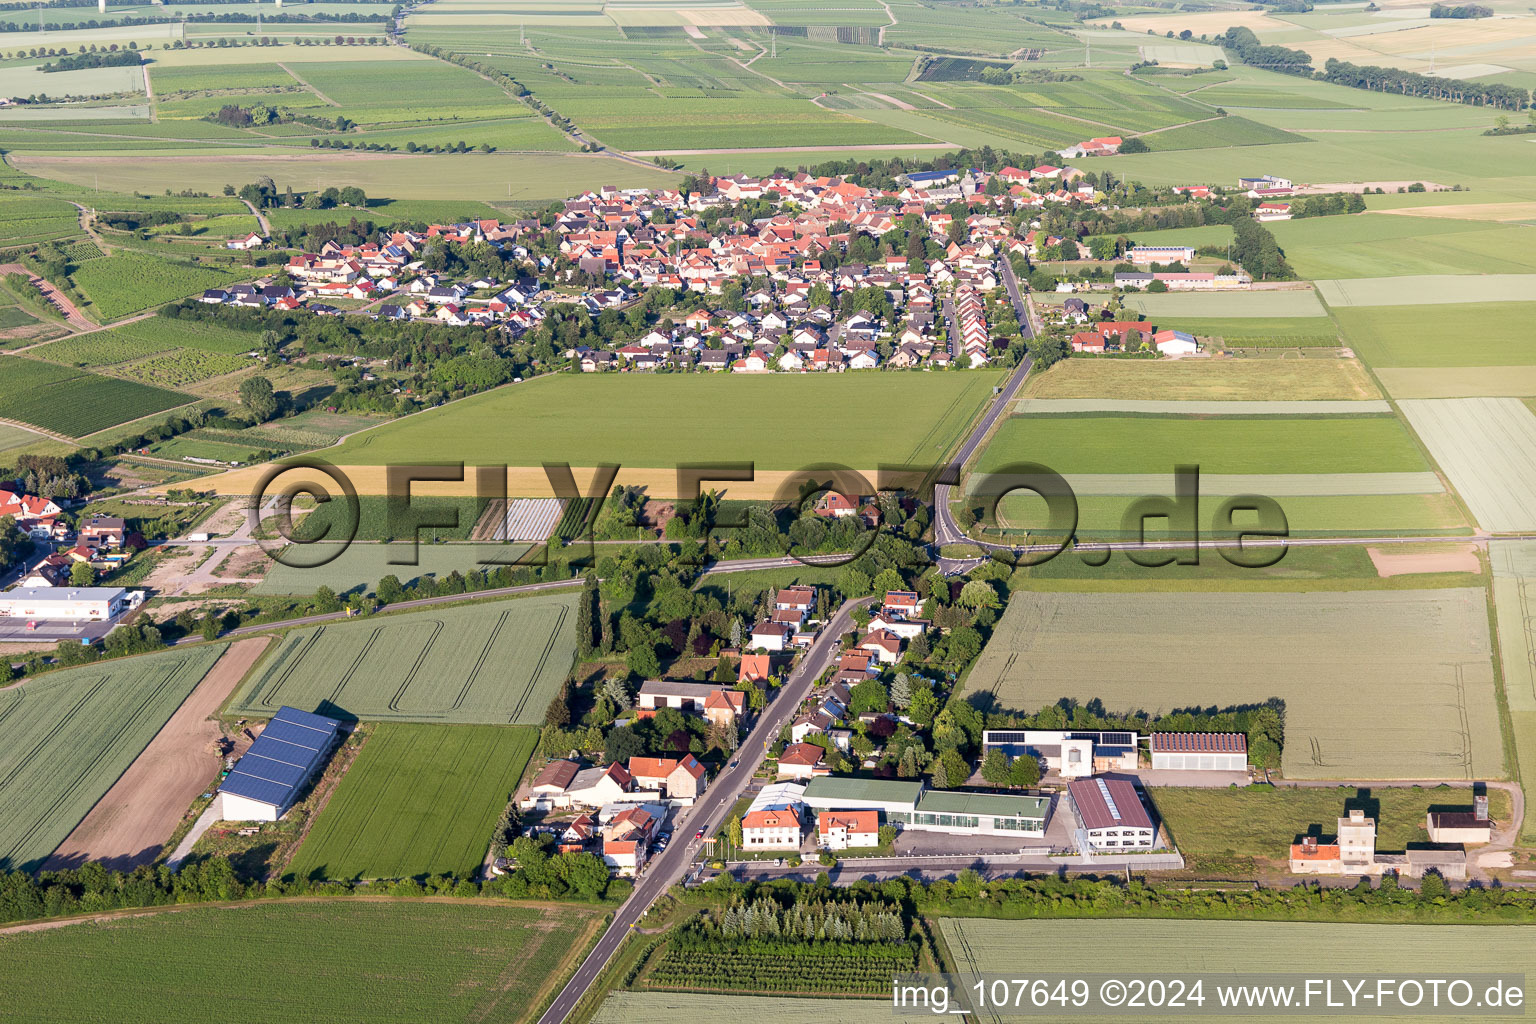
[1489,540,1536,841]
[230,595,577,724]
[1317,274,1536,307]
[0,644,228,871]
[1398,398,1536,532]
[963,589,1500,780]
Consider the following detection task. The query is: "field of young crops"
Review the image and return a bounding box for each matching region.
[287,724,536,880]
[0,899,602,1023]
[0,644,227,872]
[593,993,892,1024]
[150,61,302,94]
[1489,541,1536,842]
[976,414,1427,476]
[0,355,190,436]
[963,588,1501,781]
[323,371,1001,469]
[942,919,1536,996]
[71,254,241,321]
[1399,398,1536,533]
[1335,302,1536,370]
[231,594,577,724]
[120,348,251,387]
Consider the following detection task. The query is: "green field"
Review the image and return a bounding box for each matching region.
[0,899,601,1024]
[1269,215,1536,280]
[1124,290,1327,319]
[288,724,536,881]
[0,644,228,871]
[231,595,577,724]
[1018,359,1378,402]
[943,919,1536,1012]
[72,254,242,321]
[976,415,1428,476]
[1489,541,1536,841]
[1334,302,1536,369]
[0,355,190,436]
[1155,785,1513,874]
[963,589,1500,781]
[251,541,533,596]
[591,993,895,1024]
[324,371,1002,469]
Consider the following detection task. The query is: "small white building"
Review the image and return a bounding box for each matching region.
[0,586,138,622]
[750,621,792,652]
[817,810,879,851]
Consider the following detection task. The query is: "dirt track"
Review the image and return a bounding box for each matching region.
[42,637,271,872]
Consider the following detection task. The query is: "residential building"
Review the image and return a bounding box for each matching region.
[567,762,634,808]
[777,741,830,780]
[750,621,792,652]
[703,688,747,730]
[742,806,803,850]
[817,810,879,851]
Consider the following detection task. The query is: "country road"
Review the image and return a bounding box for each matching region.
[533,597,864,1024]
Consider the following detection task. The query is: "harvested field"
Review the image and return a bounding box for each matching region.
[1375,366,1536,400]
[1048,471,1443,496]
[230,595,577,725]
[1379,202,1536,222]
[0,644,229,871]
[1489,540,1536,841]
[1018,358,1379,402]
[42,638,270,872]
[963,589,1500,780]
[287,724,537,881]
[1367,543,1480,578]
[1015,399,1392,415]
[1398,398,1536,532]
[1318,274,1536,307]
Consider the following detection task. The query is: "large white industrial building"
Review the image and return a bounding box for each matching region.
[1149,732,1248,772]
[0,587,139,622]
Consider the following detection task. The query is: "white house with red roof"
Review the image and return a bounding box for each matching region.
[817,809,879,851]
[0,489,62,538]
[742,806,803,850]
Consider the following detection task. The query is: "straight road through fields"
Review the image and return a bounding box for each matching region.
[533,597,863,1024]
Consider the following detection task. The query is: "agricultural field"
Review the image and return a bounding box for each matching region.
[1318,274,1536,309]
[323,370,1001,471]
[942,920,1536,1005]
[251,540,531,596]
[1399,398,1536,533]
[71,254,242,321]
[1155,785,1513,874]
[0,644,228,872]
[1489,541,1536,842]
[1268,215,1536,280]
[287,724,537,881]
[0,900,604,1024]
[0,355,190,436]
[1333,302,1536,370]
[29,330,175,367]
[975,414,1429,476]
[118,348,252,387]
[963,589,1501,780]
[592,993,893,1024]
[0,190,80,245]
[1018,359,1378,402]
[230,594,578,724]
[1123,290,1328,319]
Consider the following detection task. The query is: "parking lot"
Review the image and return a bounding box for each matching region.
[0,615,116,644]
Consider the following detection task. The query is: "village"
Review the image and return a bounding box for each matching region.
[199,160,1294,374]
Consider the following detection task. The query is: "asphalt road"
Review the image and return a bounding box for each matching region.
[532,597,862,1024]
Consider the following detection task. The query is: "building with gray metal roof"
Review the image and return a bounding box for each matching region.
[219,706,344,822]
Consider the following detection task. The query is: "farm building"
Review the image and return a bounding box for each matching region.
[0,586,139,622]
[1150,732,1248,772]
[800,777,1049,838]
[982,730,1138,779]
[1067,775,1156,852]
[637,679,722,712]
[219,706,344,822]
[1127,246,1195,265]
[1427,796,1493,844]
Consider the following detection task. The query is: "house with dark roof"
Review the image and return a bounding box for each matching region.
[220,706,344,821]
[1067,775,1156,852]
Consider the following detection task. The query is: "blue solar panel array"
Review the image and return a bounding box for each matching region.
[221,706,343,812]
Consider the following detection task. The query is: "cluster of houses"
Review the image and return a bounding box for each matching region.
[1288,797,1492,882]
[1065,319,1201,357]
[0,488,141,588]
